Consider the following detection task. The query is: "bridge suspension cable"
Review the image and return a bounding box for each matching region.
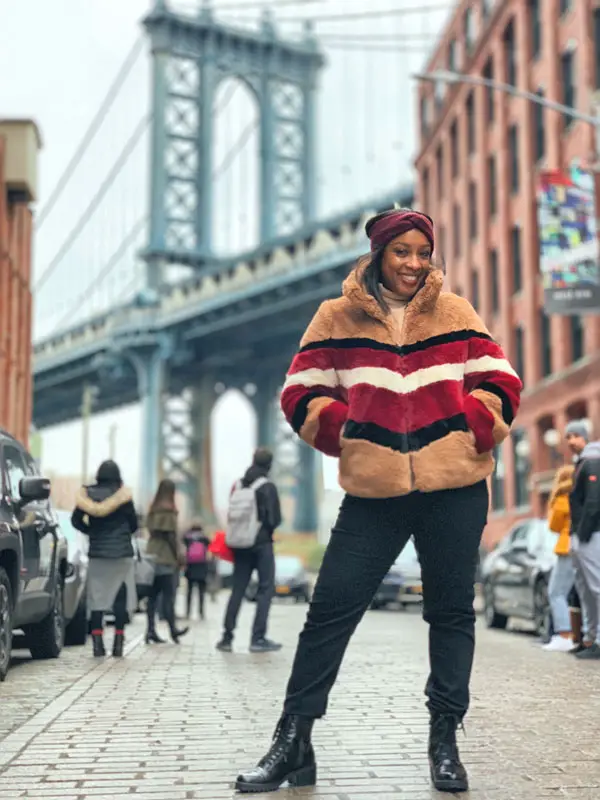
[35,35,145,231]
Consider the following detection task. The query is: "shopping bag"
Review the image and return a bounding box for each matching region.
[208,530,234,563]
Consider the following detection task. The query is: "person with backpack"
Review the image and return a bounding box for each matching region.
[183,518,211,620]
[216,447,282,654]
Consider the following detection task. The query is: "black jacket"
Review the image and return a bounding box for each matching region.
[570,442,600,543]
[71,483,138,559]
[240,464,282,545]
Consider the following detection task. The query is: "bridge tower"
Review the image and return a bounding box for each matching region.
[139,0,324,528]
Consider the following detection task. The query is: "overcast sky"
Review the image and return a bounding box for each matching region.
[1,0,451,518]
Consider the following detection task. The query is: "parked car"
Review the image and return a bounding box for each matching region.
[371,537,423,610]
[55,509,89,646]
[246,555,311,603]
[481,518,557,637]
[0,430,68,681]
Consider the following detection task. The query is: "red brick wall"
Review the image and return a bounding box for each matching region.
[0,137,33,446]
[415,1,600,548]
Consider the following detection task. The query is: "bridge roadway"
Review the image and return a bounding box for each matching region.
[33,187,412,430]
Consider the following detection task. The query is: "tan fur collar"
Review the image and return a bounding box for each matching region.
[342,261,444,326]
[75,486,132,518]
[549,465,574,503]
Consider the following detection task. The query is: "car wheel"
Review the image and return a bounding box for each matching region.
[28,579,65,660]
[65,597,88,646]
[533,578,551,639]
[483,582,508,630]
[0,568,13,682]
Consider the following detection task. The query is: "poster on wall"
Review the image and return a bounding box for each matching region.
[537,165,600,314]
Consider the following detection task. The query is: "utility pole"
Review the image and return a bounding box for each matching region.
[81,384,98,485]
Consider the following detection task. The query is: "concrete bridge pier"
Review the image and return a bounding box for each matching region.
[294,441,318,534]
[188,375,218,524]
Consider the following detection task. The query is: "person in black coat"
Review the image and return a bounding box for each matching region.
[183,518,211,620]
[71,460,138,658]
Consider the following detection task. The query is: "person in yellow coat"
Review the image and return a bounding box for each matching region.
[544,464,576,652]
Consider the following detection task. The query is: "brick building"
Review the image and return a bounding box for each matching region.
[415,0,600,547]
[0,120,41,446]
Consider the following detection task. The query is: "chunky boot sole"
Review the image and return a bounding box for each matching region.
[235,763,316,794]
[429,761,468,793]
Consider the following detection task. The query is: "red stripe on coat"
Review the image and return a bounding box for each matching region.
[463,370,522,418]
[281,383,345,426]
[463,395,495,453]
[314,400,347,457]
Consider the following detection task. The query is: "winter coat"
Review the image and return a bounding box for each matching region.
[71,484,137,559]
[146,508,181,567]
[570,441,600,543]
[281,264,523,499]
[547,465,574,556]
[183,528,211,581]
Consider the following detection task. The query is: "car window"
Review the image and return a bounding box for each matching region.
[23,453,39,476]
[275,556,303,579]
[510,524,529,548]
[2,445,27,504]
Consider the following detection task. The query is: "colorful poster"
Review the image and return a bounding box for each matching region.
[537,165,600,314]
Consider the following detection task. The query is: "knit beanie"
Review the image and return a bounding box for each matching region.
[565,420,590,441]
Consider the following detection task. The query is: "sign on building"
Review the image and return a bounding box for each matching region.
[537,165,600,314]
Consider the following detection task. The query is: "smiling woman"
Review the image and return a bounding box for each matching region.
[234,207,523,796]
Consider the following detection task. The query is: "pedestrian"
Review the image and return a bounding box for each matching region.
[568,422,600,660]
[145,478,189,644]
[234,208,522,794]
[183,518,211,620]
[216,447,282,654]
[544,464,576,652]
[71,460,138,658]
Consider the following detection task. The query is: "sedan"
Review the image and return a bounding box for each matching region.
[481,518,557,637]
[246,555,311,603]
[55,509,89,646]
[371,537,422,610]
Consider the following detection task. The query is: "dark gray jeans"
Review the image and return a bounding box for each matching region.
[223,542,275,643]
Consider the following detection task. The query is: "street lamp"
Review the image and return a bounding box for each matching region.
[412,69,600,152]
[543,428,563,468]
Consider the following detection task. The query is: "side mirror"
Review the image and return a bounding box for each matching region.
[18,476,51,506]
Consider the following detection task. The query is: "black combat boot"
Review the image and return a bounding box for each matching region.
[235,714,316,793]
[91,632,106,658]
[112,632,124,658]
[428,712,468,793]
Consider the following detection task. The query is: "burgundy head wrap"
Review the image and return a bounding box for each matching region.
[367,210,435,253]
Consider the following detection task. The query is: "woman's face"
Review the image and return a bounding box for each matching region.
[380,229,432,299]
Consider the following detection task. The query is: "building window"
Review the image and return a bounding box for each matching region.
[471,268,480,311]
[512,226,522,293]
[491,444,506,511]
[420,96,430,138]
[534,88,545,160]
[488,155,497,215]
[504,20,517,86]
[422,167,430,212]
[482,0,494,21]
[559,0,572,15]
[464,8,476,56]
[453,203,461,258]
[509,124,519,193]
[436,145,443,198]
[515,325,525,382]
[595,10,600,89]
[490,249,500,313]
[571,315,584,362]
[466,92,475,154]
[450,120,459,177]
[529,0,541,58]
[512,428,530,508]
[448,39,458,71]
[561,51,576,129]
[483,58,494,122]
[469,181,477,240]
[540,310,552,377]
[434,80,445,113]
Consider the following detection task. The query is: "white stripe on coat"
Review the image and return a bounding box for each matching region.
[284,356,518,395]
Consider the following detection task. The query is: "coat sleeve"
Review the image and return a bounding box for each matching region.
[548,496,568,534]
[71,507,88,533]
[123,500,138,535]
[280,301,348,457]
[574,458,600,542]
[460,302,523,454]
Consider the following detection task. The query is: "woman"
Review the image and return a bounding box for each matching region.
[234,208,522,794]
[71,460,138,658]
[145,478,189,644]
[544,465,577,652]
[183,518,211,620]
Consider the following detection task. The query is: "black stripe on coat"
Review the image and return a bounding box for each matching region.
[343,413,470,454]
[477,381,516,426]
[299,329,493,357]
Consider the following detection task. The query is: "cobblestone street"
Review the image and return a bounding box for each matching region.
[1,594,600,799]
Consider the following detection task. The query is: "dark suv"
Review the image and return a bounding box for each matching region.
[0,430,68,681]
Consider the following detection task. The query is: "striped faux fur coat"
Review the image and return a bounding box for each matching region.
[281,265,522,498]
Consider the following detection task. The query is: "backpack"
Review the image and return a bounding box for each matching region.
[225,477,268,549]
[187,540,207,564]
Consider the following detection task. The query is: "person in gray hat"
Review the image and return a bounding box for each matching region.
[568,420,600,659]
[565,420,590,462]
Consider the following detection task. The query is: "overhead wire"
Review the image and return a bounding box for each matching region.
[36,35,145,230]
[221,3,453,24]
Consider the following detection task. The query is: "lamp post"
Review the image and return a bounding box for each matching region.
[514,436,531,507]
[412,70,600,156]
[543,428,564,468]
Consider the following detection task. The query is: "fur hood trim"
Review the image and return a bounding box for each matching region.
[75,486,132,518]
[549,465,575,504]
